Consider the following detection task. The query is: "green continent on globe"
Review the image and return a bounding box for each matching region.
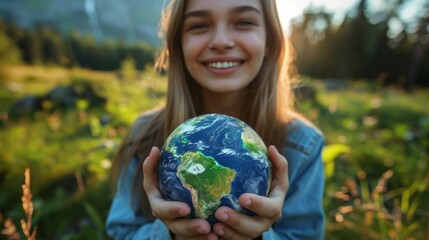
[177,152,236,219]
[241,126,267,156]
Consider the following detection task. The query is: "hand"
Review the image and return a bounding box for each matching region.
[143,147,219,240]
[212,145,289,240]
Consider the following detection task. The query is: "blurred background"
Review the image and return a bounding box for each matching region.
[0,0,428,239]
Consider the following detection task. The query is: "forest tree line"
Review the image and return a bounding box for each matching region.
[0,0,428,88]
[0,18,155,72]
[289,0,429,88]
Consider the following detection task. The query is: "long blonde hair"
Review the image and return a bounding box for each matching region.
[111,0,298,220]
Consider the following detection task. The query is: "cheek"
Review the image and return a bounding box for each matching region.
[182,36,203,64]
[254,40,268,64]
[245,34,267,56]
[181,38,191,61]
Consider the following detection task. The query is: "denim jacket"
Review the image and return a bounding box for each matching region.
[106,119,325,240]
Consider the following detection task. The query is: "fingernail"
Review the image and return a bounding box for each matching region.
[178,208,187,216]
[243,198,252,207]
[216,228,224,236]
[271,145,279,153]
[219,213,228,221]
[150,146,156,156]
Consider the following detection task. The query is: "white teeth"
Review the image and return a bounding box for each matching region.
[208,61,239,69]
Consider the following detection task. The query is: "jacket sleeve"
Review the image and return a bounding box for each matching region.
[105,157,172,240]
[263,121,326,240]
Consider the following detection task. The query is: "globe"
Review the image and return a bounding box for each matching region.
[158,114,271,224]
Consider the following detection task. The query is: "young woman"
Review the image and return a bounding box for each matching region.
[106,0,325,239]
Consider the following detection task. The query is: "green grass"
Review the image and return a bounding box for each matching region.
[0,64,166,239]
[299,78,429,239]
[0,65,428,239]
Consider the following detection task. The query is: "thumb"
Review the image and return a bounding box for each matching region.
[143,147,161,194]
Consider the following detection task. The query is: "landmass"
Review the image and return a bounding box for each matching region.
[241,126,267,157]
[177,151,236,219]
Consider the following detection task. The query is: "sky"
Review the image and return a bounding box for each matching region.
[275,0,428,35]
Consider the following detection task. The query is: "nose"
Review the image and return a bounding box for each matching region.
[209,25,235,50]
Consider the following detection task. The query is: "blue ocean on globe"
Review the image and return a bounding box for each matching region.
[158,114,271,224]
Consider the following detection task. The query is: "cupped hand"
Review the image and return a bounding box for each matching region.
[143,147,218,240]
[212,145,289,240]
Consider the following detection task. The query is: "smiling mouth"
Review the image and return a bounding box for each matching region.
[206,61,241,69]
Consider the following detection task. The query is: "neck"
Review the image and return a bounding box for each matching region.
[201,90,246,120]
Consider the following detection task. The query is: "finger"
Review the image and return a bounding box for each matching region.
[178,233,219,240]
[232,146,288,217]
[238,193,282,220]
[151,200,191,220]
[142,147,191,219]
[267,145,289,198]
[168,218,212,238]
[211,146,289,238]
[214,207,266,239]
[213,222,254,240]
[142,146,161,195]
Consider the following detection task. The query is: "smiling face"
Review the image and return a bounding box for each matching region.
[181,0,267,95]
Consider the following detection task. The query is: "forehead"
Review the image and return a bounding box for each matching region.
[184,0,263,15]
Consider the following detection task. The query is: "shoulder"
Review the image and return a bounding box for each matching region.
[283,118,324,159]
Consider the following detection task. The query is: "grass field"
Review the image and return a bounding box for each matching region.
[0,64,428,239]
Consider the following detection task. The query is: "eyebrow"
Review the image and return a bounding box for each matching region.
[184,5,262,20]
[233,6,262,15]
